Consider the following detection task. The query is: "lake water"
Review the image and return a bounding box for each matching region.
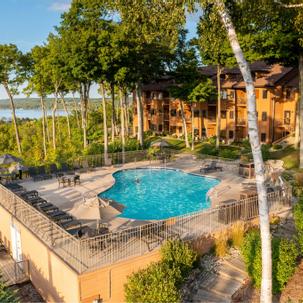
[0,109,67,120]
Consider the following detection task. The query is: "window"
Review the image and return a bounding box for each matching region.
[284,111,291,125]
[194,110,200,118]
[202,128,206,136]
[158,124,163,132]
[221,90,228,99]
[262,90,268,99]
[221,111,227,119]
[178,126,183,133]
[170,109,177,117]
[158,92,163,100]
[145,91,151,99]
[170,126,177,133]
[151,124,157,131]
[194,128,199,136]
[285,89,291,99]
[261,112,267,121]
[229,130,234,139]
[229,111,234,119]
[150,109,156,116]
[261,133,267,142]
[178,110,182,117]
[163,91,169,98]
[202,110,207,117]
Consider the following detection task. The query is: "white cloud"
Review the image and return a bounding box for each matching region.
[49,1,71,12]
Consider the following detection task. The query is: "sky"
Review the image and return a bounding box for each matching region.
[0,0,200,100]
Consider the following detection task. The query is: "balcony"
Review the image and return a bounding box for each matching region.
[236,119,246,126]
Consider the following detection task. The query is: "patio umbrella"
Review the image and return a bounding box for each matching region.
[0,154,22,165]
[150,139,170,148]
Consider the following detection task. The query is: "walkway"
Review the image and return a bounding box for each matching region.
[192,252,247,303]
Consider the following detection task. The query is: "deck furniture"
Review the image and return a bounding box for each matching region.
[239,162,255,179]
[200,161,223,173]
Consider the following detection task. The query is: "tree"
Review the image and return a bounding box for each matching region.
[196,9,235,148]
[0,44,24,154]
[114,0,187,147]
[57,0,105,149]
[27,45,52,159]
[169,30,200,148]
[188,78,217,149]
[212,1,273,301]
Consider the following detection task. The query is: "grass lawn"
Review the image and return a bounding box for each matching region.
[269,146,299,170]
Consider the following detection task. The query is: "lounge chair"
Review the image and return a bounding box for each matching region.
[200,161,223,173]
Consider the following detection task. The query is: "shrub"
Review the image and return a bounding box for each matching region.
[261,144,271,161]
[125,262,181,303]
[125,240,197,303]
[0,277,19,303]
[218,148,239,160]
[272,144,283,151]
[241,230,298,294]
[161,240,197,279]
[214,230,229,257]
[276,239,298,292]
[200,143,218,156]
[230,221,245,248]
[294,197,303,253]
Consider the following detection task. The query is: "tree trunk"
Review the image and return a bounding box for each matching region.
[180,100,190,148]
[215,2,272,302]
[216,65,222,149]
[60,93,71,140]
[3,83,22,154]
[191,104,195,151]
[299,54,303,168]
[40,96,47,159]
[52,92,58,150]
[100,82,109,165]
[72,92,81,129]
[80,83,90,149]
[119,89,126,163]
[124,93,129,137]
[136,83,144,147]
[111,84,117,142]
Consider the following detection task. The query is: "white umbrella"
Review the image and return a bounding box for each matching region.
[0,154,22,165]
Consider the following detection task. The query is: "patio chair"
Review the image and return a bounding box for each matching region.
[200,161,223,173]
[38,203,59,213]
[57,176,69,188]
[59,220,82,231]
[72,175,80,186]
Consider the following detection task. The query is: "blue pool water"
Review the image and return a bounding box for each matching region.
[99,168,220,220]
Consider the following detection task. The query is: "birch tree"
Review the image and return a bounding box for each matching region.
[0,44,24,154]
[212,1,272,301]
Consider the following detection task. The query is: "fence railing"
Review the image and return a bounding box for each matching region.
[0,177,292,274]
[72,149,178,169]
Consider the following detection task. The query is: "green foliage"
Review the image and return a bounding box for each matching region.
[276,239,298,292]
[160,239,197,279]
[125,262,181,303]
[125,240,197,303]
[218,148,239,160]
[241,230,298,294]
[0,277,19,303]
[261,144,271,161]
[199,143,218,156]
[294,197,303,254]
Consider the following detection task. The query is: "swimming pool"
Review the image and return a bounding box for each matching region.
[99,168,220,220]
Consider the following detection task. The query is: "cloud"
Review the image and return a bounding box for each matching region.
[49,1,71,12]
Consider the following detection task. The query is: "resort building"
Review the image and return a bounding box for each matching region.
[133,61,298,143]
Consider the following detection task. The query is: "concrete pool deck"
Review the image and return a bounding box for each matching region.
[21,154,247,232]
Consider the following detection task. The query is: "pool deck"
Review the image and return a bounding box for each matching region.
[21,154,247,232]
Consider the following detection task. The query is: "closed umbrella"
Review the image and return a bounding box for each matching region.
[0,154,22,165]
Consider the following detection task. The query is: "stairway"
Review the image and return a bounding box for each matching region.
[192,254,247,303]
